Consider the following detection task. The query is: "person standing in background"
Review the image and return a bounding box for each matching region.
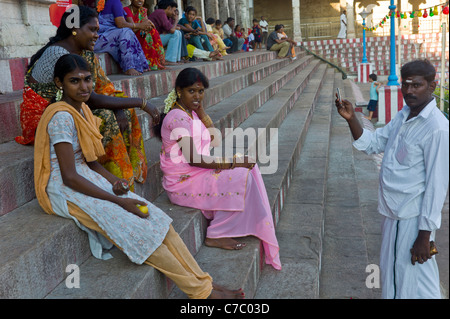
[259,16,269,48]
[337,10,347,39]
[365,73,382,121]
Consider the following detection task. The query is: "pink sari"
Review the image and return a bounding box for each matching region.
[160,109,281,270]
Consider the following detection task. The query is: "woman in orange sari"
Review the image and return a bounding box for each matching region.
[124,0,166,71]
[15,6,160,189]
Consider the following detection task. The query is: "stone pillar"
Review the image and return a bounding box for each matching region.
[399,0,409,32]
[248,0,253,26]
[292,0,302,42]
[228,0,237,22]
[346,0,356,38]
[378,85,404,125]
[204,0,219,20]
[218,0,230,22]
[238,0,250,29]
[235,0,242,26]
[177,0,183,12]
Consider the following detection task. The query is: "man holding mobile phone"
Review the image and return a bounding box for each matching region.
[334,60,449,299]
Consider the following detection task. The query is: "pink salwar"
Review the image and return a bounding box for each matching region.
[160,109,281,270]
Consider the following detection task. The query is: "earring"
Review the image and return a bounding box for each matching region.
[56,87,63,101]
[72,31,77,36]
[177,92,181,99]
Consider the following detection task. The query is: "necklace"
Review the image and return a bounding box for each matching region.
[173,101,193,119]
[128,5,137,15]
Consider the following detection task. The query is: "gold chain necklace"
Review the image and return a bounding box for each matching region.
[172,101,193,119]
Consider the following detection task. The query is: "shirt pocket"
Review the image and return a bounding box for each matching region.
[395,139,422,166]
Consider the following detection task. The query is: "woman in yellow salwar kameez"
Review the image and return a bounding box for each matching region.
[15,6,159,189]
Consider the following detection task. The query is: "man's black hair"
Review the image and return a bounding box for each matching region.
[401,59,436,83]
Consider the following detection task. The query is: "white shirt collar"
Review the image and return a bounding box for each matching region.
[402,98,437,121]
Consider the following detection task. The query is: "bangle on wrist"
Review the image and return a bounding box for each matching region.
[230,156,236,169]
[140,98,147,110]
[201,114,213,127]
[216,157,232,169]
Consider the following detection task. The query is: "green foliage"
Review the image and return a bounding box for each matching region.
[434,82,449,116]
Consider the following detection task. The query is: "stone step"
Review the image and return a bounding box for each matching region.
[254,67,335,299]
[302,33,449,76]
[0,52,307,216]
[0,49,288,144]
[0,53,323,298]
[0,53,119,95]
[108,50,291,103]
[318,74,374,299]
[46,61,329,300]
[112,53,312,202]
[168,63,330,299]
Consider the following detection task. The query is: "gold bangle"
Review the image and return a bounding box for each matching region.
[216,157,232,169]
[230,156,236,169]
[201,115,213,127]
[215,157,222,169]
[141,98,147,110]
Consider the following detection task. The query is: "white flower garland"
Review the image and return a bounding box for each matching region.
[164,89,177,114]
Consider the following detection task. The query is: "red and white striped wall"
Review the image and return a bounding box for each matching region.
[0,58,29,94]
[357,63,373,83]
[378,85,405,125]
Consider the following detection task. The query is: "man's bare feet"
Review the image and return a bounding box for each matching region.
[205,237,246,250]
[209,284,245,299]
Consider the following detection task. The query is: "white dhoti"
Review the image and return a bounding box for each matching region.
[337,14,347,39]
[380,216,441,299]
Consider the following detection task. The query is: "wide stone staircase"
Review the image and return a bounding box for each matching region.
[1,47,446,300]
[303,33,449,79]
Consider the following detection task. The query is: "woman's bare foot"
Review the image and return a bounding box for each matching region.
[205,237,246,250]
[209,284,245,299]
[124,68,142,76]
[165,61,181,66]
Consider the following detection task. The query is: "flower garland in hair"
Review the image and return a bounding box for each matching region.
[97,0,105,12]
[164,89,177,114]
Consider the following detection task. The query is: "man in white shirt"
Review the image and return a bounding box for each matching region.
[259,16,269,48]
[335,59,449,299]
[337,10,347,39]
[222,17,244,53]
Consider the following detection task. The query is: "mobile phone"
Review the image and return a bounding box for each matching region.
[336,88,342,102]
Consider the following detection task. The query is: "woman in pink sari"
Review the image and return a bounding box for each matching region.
[154,68,281,270]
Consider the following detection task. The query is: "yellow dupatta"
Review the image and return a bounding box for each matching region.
[34,101,105,215]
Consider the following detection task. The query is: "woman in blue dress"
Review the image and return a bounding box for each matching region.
[94,0,152,75]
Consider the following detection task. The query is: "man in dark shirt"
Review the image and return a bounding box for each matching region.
[149,0,182,63]
[266,24,290,58]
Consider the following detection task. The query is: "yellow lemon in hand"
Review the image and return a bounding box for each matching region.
[137,204,149,214]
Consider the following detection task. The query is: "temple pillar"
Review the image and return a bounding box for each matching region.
[292,0,302,42]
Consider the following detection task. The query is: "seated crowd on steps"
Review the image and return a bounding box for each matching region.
[11,1,282,299]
